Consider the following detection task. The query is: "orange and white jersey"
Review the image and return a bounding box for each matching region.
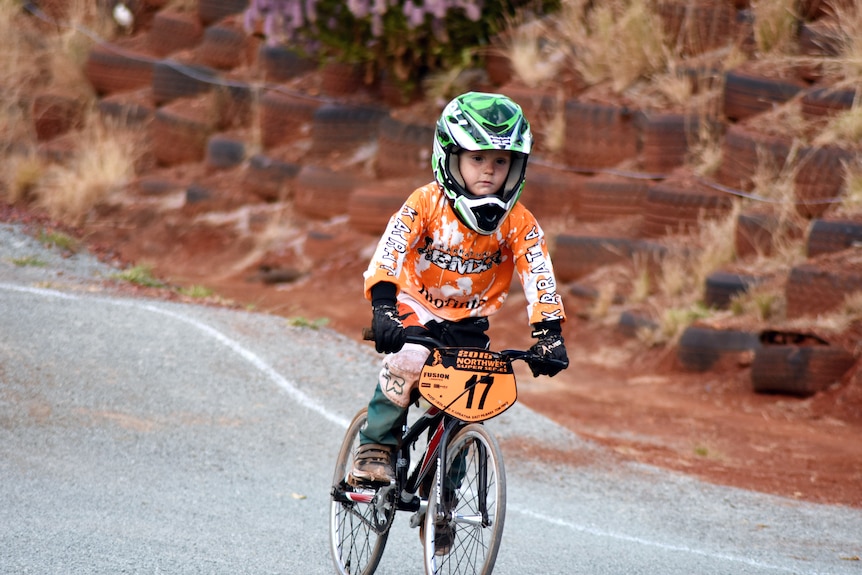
[364,182,566,326]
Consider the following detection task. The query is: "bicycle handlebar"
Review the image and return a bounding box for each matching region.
[361,327,567,370]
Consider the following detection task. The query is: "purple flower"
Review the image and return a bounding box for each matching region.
[287,0,302,28]
[403,0,424,28]
[424,0,447,21]
[348,0,370,19]
[461,0,481,21]
[263,13,279,43]
[371,13,383,36]
[243,8,258,33]
[305,0,318,23]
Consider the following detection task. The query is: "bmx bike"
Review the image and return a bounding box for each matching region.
[329,332,563,575]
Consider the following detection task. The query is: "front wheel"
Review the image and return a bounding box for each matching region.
[423,423,506,575]
[330,409,392,575]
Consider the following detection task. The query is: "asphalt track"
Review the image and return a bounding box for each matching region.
[1,224,861,574]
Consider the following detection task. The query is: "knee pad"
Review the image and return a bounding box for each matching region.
[378,344,430,408]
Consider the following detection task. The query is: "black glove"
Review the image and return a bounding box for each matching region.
[527,321,569,377]
[371,302,407,354]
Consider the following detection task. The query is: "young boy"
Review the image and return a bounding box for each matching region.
[351,91,568,486]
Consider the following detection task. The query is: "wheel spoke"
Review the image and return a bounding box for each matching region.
[330,409,392,575]
[424,424,505,575]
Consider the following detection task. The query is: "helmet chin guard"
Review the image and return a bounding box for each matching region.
[432,92,532,235]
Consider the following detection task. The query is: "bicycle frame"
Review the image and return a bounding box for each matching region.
[330,336,565,575]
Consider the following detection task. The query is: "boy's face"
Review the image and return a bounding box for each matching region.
[458,149,511,197]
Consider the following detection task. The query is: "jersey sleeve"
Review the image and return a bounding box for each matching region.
[509,208,567,325]
[363,185,428,301]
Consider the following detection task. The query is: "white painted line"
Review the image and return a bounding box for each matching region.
[511,506,824,574]
[0,282,830,574]
[0,283,350,429]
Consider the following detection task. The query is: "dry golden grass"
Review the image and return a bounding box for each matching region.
[4,154,43,204]
[421,64,486,103]
[729,283,785,322]
[835,160,862,215]
[740,149,809,267]
[554,0,668,93]
[0,2,147,222]
[814,105,862,147]
[2,0,859,355]
[827,4,862,82]
[650,67,696,108]
[502,16,563,88]
[610,204,741,345]
[0,2,36,85]
[750,0,797,54]
[629,253,652,303]
[689,123,724,177]
[782,291,862,334]
[32,113,143,222]
[586,281,617,320]
[542,91,567,154]
[0,2,40,156]
[750,138,801,207]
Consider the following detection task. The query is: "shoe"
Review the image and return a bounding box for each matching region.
[419,519,455,556]
[348,443,394,486]
[432,521,455,555]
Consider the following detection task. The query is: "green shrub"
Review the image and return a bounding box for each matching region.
[244,0,559,88]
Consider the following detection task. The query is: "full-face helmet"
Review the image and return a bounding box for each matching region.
[432,92,532,235]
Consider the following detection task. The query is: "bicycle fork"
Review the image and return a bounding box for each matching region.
[441,429,494,529]
[401,415,460,527]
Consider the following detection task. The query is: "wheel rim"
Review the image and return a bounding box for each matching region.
[330,410,391,575]
[424,426,505,575]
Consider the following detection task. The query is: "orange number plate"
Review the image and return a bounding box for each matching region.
[418,348,517,422]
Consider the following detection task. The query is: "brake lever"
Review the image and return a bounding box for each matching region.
[502,349,568,370]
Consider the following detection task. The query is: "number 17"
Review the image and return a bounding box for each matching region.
[464,374,494,410]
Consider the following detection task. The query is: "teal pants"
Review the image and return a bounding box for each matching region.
[359,381,466,488]
[359,383,405,447]
[359,315,490,447]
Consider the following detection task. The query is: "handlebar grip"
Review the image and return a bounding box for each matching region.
[363,327,445,350]
[545,357,569,369]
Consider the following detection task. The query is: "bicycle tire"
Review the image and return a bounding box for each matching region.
[151,59,218,106]
[715,125,792,193]
[84,38,156,96]
[152,99,216,166]
[641,113,704,175]
[330,409,392,575]
[148,10,203,58]
[205,133,246,170]
[703,271,763,309]
[751,341,856,397]
[375,115,434,179]
[801,86,856,120]
[807,217,862,258]
[424,423,506,575]
[198,0,248,26]
[794,145,855,219]
[722,69,805,122]
[656,1,735,56]
[677,325,761,372]
[641,179,734,238]
[563,100,641,169]
[199,21,249,70]
[258,44,317,83]
[579,174,650,222]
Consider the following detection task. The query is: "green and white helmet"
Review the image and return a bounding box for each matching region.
[432,92,532,235]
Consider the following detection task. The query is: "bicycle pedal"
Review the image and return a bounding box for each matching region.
[409,510,426,528]
[347,474,393,489]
